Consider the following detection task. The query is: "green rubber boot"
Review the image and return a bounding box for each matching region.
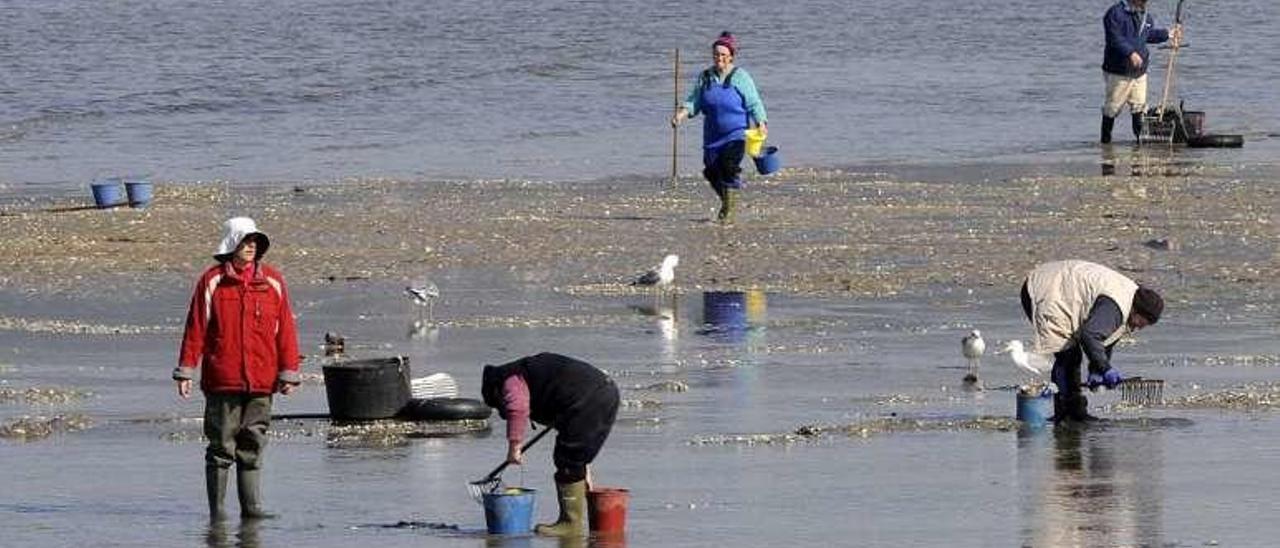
[535,480,587,537]
[717,189,737,224]
[206,465,229,522]
[237,468,277,520]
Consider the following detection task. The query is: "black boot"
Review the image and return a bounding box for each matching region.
[206,465,229,522]
[237,468,277,520]
[1100,116,1115,144]
[1131,113,1144,141]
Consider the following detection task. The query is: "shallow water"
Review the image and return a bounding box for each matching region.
[3,271,1279,546]
[1,0,1277,188]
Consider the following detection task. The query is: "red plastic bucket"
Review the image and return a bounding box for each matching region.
[587,487,630,534]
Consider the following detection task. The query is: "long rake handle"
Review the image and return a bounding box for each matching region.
[477,426,553,483]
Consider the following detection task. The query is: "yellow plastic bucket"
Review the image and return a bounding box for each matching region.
[744,128,765,157]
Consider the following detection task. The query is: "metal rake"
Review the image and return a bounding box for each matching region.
[1118,377,1165,406]
[467,427,552,503]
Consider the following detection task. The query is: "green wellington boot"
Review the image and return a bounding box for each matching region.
[535,480,587,537]
[237,468,277,520]
[206,466,229,522]
[717,189,737,223]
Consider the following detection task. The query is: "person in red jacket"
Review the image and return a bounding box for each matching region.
[174,216,301,521]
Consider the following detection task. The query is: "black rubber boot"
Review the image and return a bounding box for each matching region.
[206,465,229,522]
[535,480,587,537]
[1101,116,1115,144]
[1131,113,1144,140]
[237,468,277,520]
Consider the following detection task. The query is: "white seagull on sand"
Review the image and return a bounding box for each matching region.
[631,254,679,289]
[1000,340,1053,377]
[961,330,985,373]
[405,279,440,320]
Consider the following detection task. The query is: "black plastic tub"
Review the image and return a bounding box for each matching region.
[322,356,411,420]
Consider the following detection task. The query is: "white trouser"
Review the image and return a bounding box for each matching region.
[1102,72,1148,118]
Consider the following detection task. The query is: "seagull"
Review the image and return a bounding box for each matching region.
[961,330,985,383]
[631,254,679,290]
[1000,340,1053,377]
[405,279,440,321]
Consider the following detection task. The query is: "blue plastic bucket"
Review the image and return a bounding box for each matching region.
[90,179,125,208]
[1016,392,1053,428]
[753,146,781,175]
[124,178,153,208]
[483,488,537,535]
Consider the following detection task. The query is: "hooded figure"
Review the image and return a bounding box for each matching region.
[175,216,300,521]
[481,353,620,537]
[1020,260,1163,422]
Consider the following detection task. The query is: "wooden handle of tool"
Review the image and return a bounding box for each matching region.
[481,426,553,482]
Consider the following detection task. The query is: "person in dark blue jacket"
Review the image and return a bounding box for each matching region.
[671,31,768,224]
[1100,0,1181,143]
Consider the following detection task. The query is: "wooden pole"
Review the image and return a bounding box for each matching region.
[671,48,680,187]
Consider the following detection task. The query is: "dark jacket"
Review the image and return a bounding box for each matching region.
[1103,1,1171,77]
[482,353,611,428]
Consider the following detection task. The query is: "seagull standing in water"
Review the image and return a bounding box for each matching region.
[1000,340,1053,377]
[405,279,440,321]
[961,329,985,384]
[632,254,679,291]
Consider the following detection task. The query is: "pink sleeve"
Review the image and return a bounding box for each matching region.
[503,375,530,443]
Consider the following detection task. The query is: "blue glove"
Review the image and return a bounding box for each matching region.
[1087,368,1124,389]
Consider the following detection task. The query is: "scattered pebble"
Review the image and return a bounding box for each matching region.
[0,414,93,440]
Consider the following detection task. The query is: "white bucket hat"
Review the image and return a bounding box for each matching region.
[214,216,270,260]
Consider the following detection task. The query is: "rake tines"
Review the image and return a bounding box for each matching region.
[1120,378,1165,406]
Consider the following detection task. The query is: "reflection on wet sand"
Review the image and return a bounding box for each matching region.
[206,518,261,548]
[1019,425,1164,546]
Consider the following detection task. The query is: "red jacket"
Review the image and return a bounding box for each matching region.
[175,261,301,394]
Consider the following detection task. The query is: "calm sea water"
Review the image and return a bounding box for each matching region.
[1,0,1277,188]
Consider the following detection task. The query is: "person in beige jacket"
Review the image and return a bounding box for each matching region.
[1020,260,1163,422]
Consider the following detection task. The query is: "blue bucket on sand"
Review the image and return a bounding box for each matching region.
[90,178,125,208]
[1016,392,1053,428]
[483,488,537,535]
[753,145,781,175]
[124,178,153,208]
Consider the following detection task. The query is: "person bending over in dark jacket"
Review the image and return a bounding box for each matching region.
[482,352,620,537]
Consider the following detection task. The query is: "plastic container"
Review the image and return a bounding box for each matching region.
[90,178,125,209]
[744,128,766,157]
[483,488,537,535]
[753,146,781,175]
[1016,391,1053,428]
[124,178,153,208]
[588,487,630,534]
[321,357,411,420]
[1180,111,1205,138]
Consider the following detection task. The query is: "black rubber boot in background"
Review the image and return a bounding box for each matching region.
[1131,113,1144,140]
[206,465,229,522]
[1101,116,1115,144]
[237,468,277,520]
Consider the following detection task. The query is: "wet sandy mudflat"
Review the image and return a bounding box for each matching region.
[0,157,1276,305]
[2,158,1280,547]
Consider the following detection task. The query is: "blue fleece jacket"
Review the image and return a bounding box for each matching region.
[1103,0,1170,77]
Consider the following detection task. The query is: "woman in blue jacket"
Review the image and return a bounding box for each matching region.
[671,31,768,223]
